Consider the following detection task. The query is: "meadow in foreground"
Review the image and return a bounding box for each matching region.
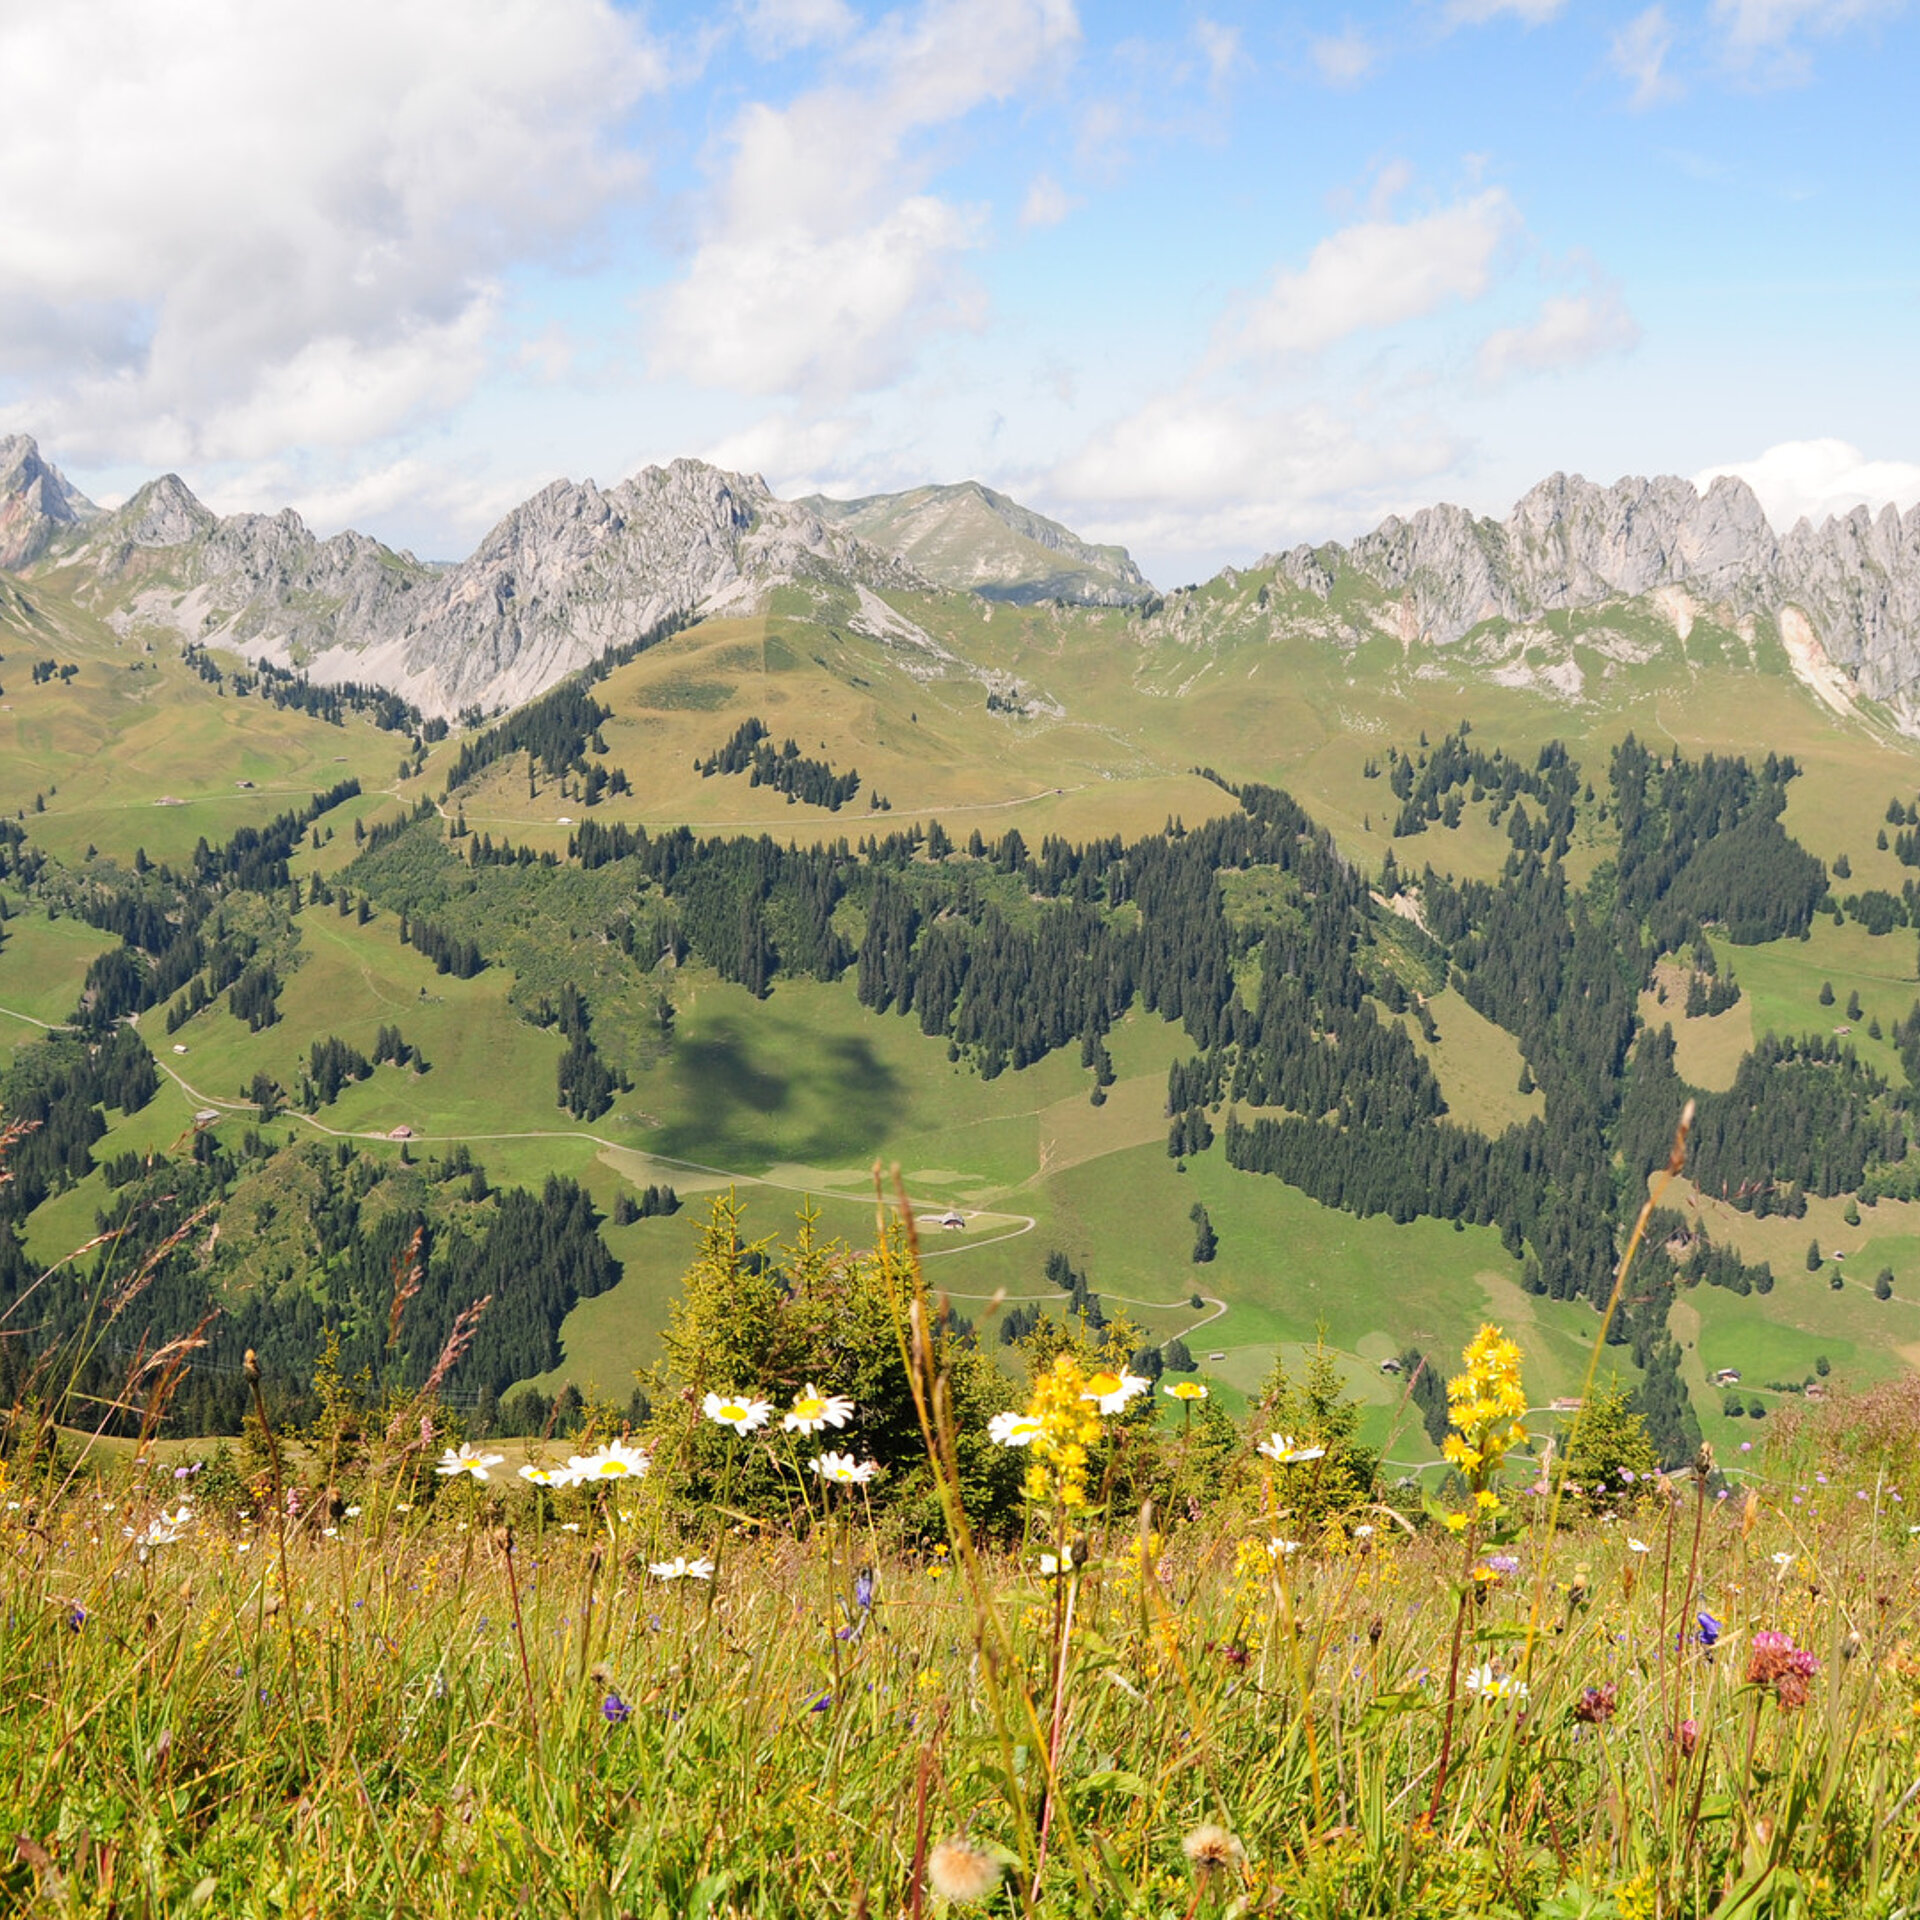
[7,1160,1920,1918]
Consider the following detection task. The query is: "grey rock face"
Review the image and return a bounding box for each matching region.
[1266,470,1920,711]
[41,456,929,717]
[0,434,98,569]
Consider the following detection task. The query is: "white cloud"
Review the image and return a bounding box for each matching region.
[739,0,858,57]
[660,198,987,395]
[1234,190,1517,359]
[1049,389,1459,562]
[1713,0,1896,51]
[1694,439,1920,531]
[199,454,532,551]
[653,0,1080,401]
[1476,286,1641,384]
[1311,27,1379,85]
[703,410,871,487]
[1020,173,1081,228]
[1710,0,1902,80]
[1445,0,1566,24]
[0,0,661,465]
[1612,7,1685,106]
[1194,18,1243,84]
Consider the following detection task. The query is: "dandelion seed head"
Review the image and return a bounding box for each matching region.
[1181,1823,1245,1871]
[927,1837,1002,1905]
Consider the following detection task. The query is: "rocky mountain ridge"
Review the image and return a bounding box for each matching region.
[0,434,99,570]
[1267,470,1920,727]
[32,452,940,716]
[8,435,1920,729]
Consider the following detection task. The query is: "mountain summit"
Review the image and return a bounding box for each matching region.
[797,480,1150,606]
[0,435,98,569]
[1268,471,1920,727]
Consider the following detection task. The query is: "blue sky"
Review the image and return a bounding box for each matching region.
[2,0,1915,584]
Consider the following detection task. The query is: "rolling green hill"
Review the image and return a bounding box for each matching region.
[8,541,1920,1464]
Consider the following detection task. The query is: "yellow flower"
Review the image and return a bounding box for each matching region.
[1443,1511,1470,1534]
[1011,1356,1105,1509]
[1164,1380,1209,1402]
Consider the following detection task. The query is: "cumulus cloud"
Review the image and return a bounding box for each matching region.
[1612,7,1685,106]
[1694,439,1920,531]
[0,0,660,465]
[199,454,532,551]
[703,410,872,488]
[653,0,1080,400]
[1233,190,1518,359]
[1049,390,1459,562]
[1311,26,1379,85]
[1476,285,1641,384]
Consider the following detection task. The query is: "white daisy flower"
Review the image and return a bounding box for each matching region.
[1257,1433,1327,1465]
[517,1464,561,1488]
[783,1384,855,1435]
[434,1443,505,1482]
[1627,1537,1651,1554]
[988,1411,1043,1447]
[650,1555,715,1580]
[1463,1662,1528,1703]
[1163,1380,1209,1402]
[1081,1369,1150,1415]
[566,1442,651,1483]
[811,1452,879,1485]
[702,1391,771,1433]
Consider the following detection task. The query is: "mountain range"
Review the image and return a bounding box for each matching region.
[4,431,1920,728]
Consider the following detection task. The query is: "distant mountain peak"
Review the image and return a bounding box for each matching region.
[1263,468,1920,728]
[0,433,99,568]
[798,480,1151,605]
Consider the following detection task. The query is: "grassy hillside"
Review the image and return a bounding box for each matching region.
[9,559,1920,1452]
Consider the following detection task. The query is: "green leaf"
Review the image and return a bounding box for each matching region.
[1074,1769,1149,1799]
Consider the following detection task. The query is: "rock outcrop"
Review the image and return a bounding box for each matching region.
[42,457,930,717]
[0,435,98,569]
[1267,471,1920,720]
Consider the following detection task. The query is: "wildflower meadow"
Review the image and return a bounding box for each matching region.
[8,1150,1920,1917]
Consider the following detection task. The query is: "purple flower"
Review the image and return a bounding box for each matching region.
[1696,1611,1721,1649]
[854,1568,875,1611]
[809,1692,834,1714]
[1484,1554,1520,1576]
[602,1691,631,1725]
[66,1604,86,1632]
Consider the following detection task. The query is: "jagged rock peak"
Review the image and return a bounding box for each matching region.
[1260,468,1920,726]
[0,434,99,569]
